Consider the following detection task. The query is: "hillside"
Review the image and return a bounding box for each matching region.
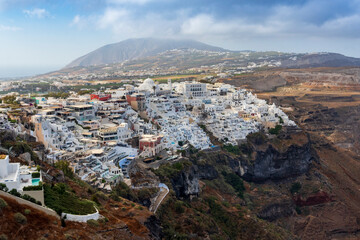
[65,38,228,68]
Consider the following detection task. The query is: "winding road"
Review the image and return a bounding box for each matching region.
[149,183,169,213]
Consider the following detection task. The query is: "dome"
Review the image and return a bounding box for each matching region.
[138,78,156,92]
[143,78,154,85]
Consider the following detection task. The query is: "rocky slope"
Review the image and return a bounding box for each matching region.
[222,66,360,239]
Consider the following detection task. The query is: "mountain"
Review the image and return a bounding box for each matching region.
[280,53,360,68]
[65,38,228,68]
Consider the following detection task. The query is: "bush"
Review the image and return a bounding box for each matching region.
[222,172,245,198]
[23,182,43,191]
[0,183,8,192]
[223,144,241,155]
[0,234,8,240]
[24,209,31,215]
[0,198,8,209]
[9,189,21,197]
[290,182,302,195]
[269,125,282,135]
[22,194,37,204]
[55,160,74,179]
[87,219,99,227]
[174,201,185,214]
[14,212,27,224]
[31,172,40,178]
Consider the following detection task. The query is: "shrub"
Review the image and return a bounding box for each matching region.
[269,125,282,135]
[0,198,7,209]
[0,183,8,192]
[279,116,284,124]
[0,234,8,240]
[14,212,27,224]
[24,209,31,215]
[9,189,21,197]
[174,201,185,214]
[23,182,43,191]
[223,144,241,155]
[22,194,37,203]
[222,172,245,198]
[31,172,40,178]
[87,219,99,227]
[290,182,302,195]
[54,160,74,179]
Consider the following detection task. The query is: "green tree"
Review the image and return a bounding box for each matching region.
[55,160,74,178]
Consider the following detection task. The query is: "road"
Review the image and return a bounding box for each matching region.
[149,183,169,213]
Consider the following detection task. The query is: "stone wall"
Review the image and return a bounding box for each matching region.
[0,190,58,217]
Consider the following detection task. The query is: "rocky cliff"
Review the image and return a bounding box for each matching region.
[240,141,316,182]
[169,162,218,199]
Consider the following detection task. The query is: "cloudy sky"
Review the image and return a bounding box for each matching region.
[1,0,360,77]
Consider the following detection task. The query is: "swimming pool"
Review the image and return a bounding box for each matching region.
[32,178,40,186]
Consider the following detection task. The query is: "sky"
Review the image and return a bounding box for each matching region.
[0,0,360,78]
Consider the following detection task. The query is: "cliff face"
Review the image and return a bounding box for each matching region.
[171,164,218,199]
[240,141,315,182]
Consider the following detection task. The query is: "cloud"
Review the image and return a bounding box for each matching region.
[98,8,129,29]
[107,0,162,5]
[23,8,50,18]
[0,24,22,31]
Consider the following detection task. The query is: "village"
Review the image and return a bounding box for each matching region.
[0,78,296,195]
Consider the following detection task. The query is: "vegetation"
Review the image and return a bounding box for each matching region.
[43,92,70,99]
[111,182,157,205]
[23,182,43,191]
[153,160,192,181]
[78,90,94,95]
[44,183,96,215]
[55,160,74,179]
[87,219,99,227]
[0,234,7,240]
[24,209,31,215]
[0,183,9,192]
[1,141,40,163]
[174,200,185,214]
[0,198,8,210]
[247,132,267,145]
[223,144,241,155]
[7,188,41,205]
[31,172,40,178]
[290,182,302,195]
[1,95,17,105]
[222,171,246,198]
[269,125,283,135]
[279,116,284,124]
[14,212,27,224]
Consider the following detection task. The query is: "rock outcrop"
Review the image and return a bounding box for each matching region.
[238,130,317,182]
[240,142,315,182]
[170,163,218,199]
[257,201,295,221]
[171,166,199,199]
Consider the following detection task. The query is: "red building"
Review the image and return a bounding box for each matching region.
[90,94,111,101]
[139,135,164,157]
[139,135,163,151]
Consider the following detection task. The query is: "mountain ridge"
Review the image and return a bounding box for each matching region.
[65,38,229,68]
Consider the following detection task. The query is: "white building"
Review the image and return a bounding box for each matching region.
[0,155,20,191]
[182,82,207,98]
